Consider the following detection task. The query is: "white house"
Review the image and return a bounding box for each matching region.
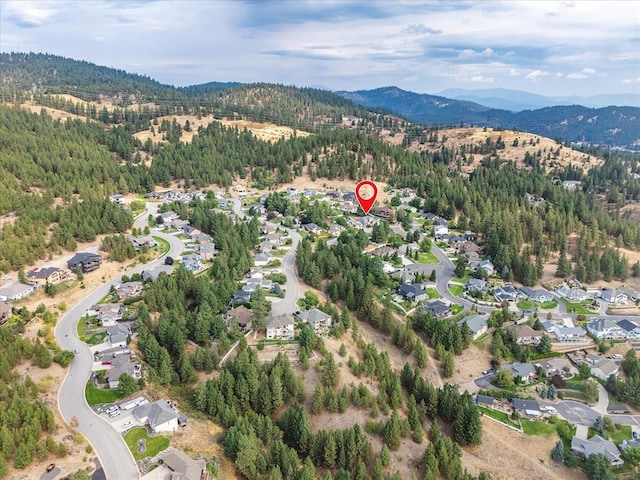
[519,287,554,303]
[571,436,623,466]
[469,260,495,277]
[590,359,619,381]
[297,308,332,334]
[107,325,130,348]
[133,400,179,433]
[458,314,488,340]
[600,288,627,304]
[586,318,627,340]
[617,319,640,339]
[554,326,588,343]
[98,303,124,327]
[0,283,35,301]
[266,314,294,340]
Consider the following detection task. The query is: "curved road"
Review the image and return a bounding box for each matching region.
[54,205,184,480]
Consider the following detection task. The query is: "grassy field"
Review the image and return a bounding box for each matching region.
[452,273,471,283]
[560,298,594,315]
[417,251,440,265]
[478,406,520,428]
[124,427,170,461]
[85,381,124,406]
[449,284,464,296]
[85,332,106,346]
[426,288,440,299]
[521,419,560,437]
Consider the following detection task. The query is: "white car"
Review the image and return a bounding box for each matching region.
[109,410,120,418]
[547,407,558,415]
[121,421,133,429]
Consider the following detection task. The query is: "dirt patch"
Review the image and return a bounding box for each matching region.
[462,417,587,480]
[449,342,494,387]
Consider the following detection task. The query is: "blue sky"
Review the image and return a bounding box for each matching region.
[1,0,639,96]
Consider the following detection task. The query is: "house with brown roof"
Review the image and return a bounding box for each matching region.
[225,306,252,331]
[26,267,65,285]
[508,324,543,345]
[156,448,206,480]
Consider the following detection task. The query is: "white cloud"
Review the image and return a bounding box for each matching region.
[622,77,640,84]
[458,48,495,59]
[555,72,564,77]
[526,70,549,80]
[403,23,442,36]
[469,75,494,83]
[567,68,597,80]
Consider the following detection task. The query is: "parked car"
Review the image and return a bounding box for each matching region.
[482,370,490,375]
[46,464,55,472]
[74,348,79,354]
[101,361,112,365]
[121,421,133,429]
[633,431,639,440]
[109,410,120,418]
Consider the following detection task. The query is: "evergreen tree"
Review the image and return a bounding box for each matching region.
[552,440,564,462]
[383,410,402,451]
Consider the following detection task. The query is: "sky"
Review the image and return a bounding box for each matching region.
[1,0,639,97]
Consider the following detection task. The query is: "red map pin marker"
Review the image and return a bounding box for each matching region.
[355,180,377,215]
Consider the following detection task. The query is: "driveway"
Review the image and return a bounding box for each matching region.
[474,373,496,389]
[556,400,600,426]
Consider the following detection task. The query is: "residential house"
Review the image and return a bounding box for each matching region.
[584,352,604,365]
[181,225,199,237]
[535,357,573,377]
[493,285,519,303]
[506,362,537,383]
[266,314,295,340]
[423,212,437,222]
[476,395,495,408]
[469,260,495,277]
[0,283,35,301]
[376,206,391,219]
[465,278,487,295]
[26,267,64,285]
[225,306,252,331]
[571,436,623,466]
[458,314,488,340]
[109,194,126,204]
[397,242,421,258]
[254,252,273,267]
[158,211,179,226]
[329,223,345,236]
[369,246,396,257]
[105,355,140,389]
[434,225,449,237]
[98,303,124,327]
[172,219,190,231]
[590,359,619,381]
[556,285,589,302]
[455,240,482,254]
[562,180,582,190]
[181,254,203,272]
[586,318,627,340]
[231,290,252,306]
[390,225,406,238]
[191,233,213,244]
[463,231,476,241]
[434,218,448,227]
[130,235,157,251]
[157,448,206,480]
[398,284,427,302]
[265,233,285,247]
[600,287,627,304]
[519,287,554,303]
[134,400,179,434]
[196,243,218,261]
[424,300,451,319]
[619,286,640,303]
[392,269,416,285]
[142,265,175,282]
[116,282,143,301]
[465,251,482,263]
[554,326,588,343]
[617,319,640,339]
[508,325,543,345]
[0,303,11,325]
[298,308,332,334]
[512,398,541,417]
[258,241,275,253]
[107,324,130,348]
[303,223,323,235]
[67,252,102,273]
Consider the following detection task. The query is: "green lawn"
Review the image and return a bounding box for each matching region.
[85,381,124,406]
[426,288,441,299]
[518,299,559,310]
[85,332,106,346]
[153,236,170,257]
[417,251,440,265]
[124,427,170,461]
[560,390,588,401]
[451,305,463,315]
[478,406,520,428]
[452,273,471,283]
[521,419,560,437]
[560,298,593,315]
[449,284,464,296]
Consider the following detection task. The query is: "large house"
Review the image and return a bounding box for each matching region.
[97,303,124,327]
[508,325,543,345]
[67,252,102,273]
[0,302,11,325]
[157,448,206,480]
[458,314,488,340]
[129,235,157,251]
[556,286,589,302]
[26,267,64,285]
[398,284,427,302]
[465,278,487,295]
[506,363,537,383]
[617,319,640,339]
[590,359,619,381]
[571,436,624,466]
[424,300,451,319]
[600,287,627,304]
[535,357,573,377]
[519,287,554,303]
[105,356,140,389]
[586,318,627,340]
[116,282,143,300]
[134,400,179,434]
[0,283,35,301]
[224,306,252,331]
[181,254,203,272]
[493,285,519,303]
[107,325,130,348]
[554,326,588,343]
[512,398,541,417]
[297,308,332,334]
[469,260,495,277]
[142,265,176,282]
[266,314,294,340]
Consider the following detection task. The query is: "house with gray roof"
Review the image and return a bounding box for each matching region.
[493,285,519,302]
[107,324,130,348]
[157,447,206,480]
[142,265,176,282]
[506,363,537,383]
[590,359,619,381]
[465,278,487,295]
[424,300,451,319]
[98,303,124,327]
[476,395,495,408]
[469,259,495,277]
[297,308,332,334]
[519,287,554,303]
[105,355,140,389]
[134,399,179,433]
[571,436,623,466]
[458,314,488,340]
[554,325,587,343]
[512,398,541,417]
[0,283,35,301]
[587,318,626,340]
[266,314,294,340]
[617,319,640,339]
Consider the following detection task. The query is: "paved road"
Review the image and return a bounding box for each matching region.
[55,206,184,480]
[270,226,302,316]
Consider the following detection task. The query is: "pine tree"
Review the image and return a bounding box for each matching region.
[552,440,564,462]
[383,410,402,450]
[556,250,571,278]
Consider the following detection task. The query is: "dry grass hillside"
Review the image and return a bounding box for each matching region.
[379,126,601,174]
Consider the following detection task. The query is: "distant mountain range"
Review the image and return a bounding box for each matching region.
[435,88,640,111]
[337,87,640,150]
